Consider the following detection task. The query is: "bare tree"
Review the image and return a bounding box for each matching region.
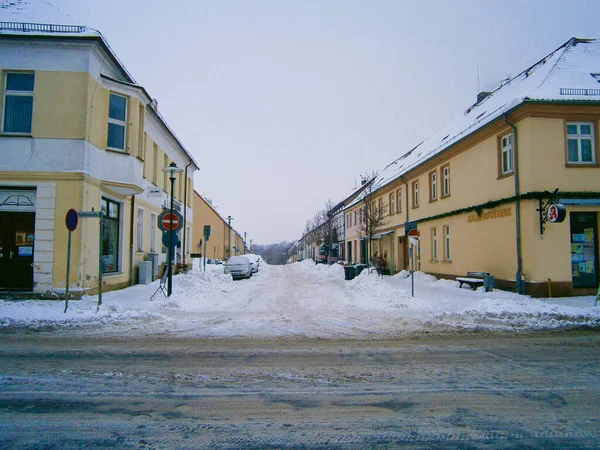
[357,171,388,264]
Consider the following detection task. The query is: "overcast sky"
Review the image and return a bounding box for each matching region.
[3,0,600,245]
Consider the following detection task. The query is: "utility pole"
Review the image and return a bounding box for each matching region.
[227,215,233,259]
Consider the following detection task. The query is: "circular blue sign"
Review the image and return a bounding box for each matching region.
[162,230,180,247]
[65,208,78,231]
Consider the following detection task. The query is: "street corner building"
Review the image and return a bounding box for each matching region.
[0,21,199,297]
[338,37,600,297]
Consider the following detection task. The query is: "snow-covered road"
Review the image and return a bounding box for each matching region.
[0,259,599,338]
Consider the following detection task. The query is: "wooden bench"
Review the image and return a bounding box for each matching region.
[456,271,490,290]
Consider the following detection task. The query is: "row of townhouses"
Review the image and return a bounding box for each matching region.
[297,37,600,298]
[0,21,246,297]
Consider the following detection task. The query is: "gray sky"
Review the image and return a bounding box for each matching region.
[4,0,600,244]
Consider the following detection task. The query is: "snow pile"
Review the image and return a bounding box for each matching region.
[0,261,598,338]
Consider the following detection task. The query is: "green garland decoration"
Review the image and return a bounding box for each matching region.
[413,191,600,225]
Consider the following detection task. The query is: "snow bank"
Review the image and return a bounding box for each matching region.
[0,261,598,338]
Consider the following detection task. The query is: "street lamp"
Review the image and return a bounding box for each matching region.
[162,162,183,296]
[226,215,233,259]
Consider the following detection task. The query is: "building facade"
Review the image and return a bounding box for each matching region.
[0,22,198,295]
[341,37,600,296]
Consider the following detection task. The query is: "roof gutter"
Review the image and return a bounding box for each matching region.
[504,113,525,295]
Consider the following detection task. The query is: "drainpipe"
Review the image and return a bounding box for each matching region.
[504,114,524,295]
[129,194,136,286]
[400,176,409,270]
[182,161,192,266]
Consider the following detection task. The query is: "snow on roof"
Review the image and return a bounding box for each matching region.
[0,0,77,26]
[368,37,600,196]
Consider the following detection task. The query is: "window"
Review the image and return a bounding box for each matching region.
[150,213,156,252]
[136,208,144,252]
[107,93,127,150]
[430,171,438,201]
[354,210,357,226]
[566,122,595,164]
[389,192,395,215]
[348,213,352,228]
[137,104,145,159]
[378,198,383,215]
[443,225,451,261]
[396,189,402,213]
[2,72,34,133]
[442,165,450,197]
[431,227,438,261]
[101,198,121,273]
[412,180,419,208]
[500,133,513,174]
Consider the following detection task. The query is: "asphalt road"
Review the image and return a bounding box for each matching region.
[0,331,599,448]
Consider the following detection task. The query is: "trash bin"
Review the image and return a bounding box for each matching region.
[344,266,356,281]
[355,264,368,276]
[484,275,495,292]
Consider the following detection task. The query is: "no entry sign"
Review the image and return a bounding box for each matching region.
[158,209,183,233]
[407,228,420,245]
[162,213,179,230]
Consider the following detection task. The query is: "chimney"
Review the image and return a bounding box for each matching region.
[476,91,491,103]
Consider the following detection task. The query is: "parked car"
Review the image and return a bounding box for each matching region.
[224,256,253,280]
[245,254,261,273]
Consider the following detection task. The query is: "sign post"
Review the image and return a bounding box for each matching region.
[203,225,211,272]
[64,209,79,313]
[407,228,420,298]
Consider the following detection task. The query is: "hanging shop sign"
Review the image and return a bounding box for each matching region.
[547,203,566,223]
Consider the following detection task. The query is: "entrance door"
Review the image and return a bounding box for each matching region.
[570,212,598,288]
[398,237,408,270]
[360,239,367,264]
[0,212,35,290]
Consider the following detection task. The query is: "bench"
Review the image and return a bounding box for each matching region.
[456,271,490,290]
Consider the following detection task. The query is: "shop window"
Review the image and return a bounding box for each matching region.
[136,208,144,252]
[443,225,451,261]
[431,227,438,261]
[101,198,121,273]
[570,212,598,288]
[107,93,127,151]
[566,122,596,164]
[3,72,34,133]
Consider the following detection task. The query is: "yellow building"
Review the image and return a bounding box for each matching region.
[192,191,247,261]
[0,22,198,296]
[344,37,600,296]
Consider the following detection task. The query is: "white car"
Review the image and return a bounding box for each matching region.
[224,256,253,280]
[245,254,261,273]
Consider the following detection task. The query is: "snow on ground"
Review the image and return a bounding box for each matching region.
[0,259,598,338]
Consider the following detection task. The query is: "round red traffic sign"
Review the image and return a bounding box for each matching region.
[407,228,419,238]
[161,213,179,231]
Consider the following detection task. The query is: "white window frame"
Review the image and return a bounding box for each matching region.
[2,72,34,134]
[150,213,156,252]
[443,225,451,261]
[389,192,395,215]
[107,93,127,151]
[396,189,402,213]
[431,227,438,261]
[442,166,450,197]
[413,181,419,207]
[136,208,144,252]
[430,171,438,201]
[501,133,513,175]
[566,121,596,164]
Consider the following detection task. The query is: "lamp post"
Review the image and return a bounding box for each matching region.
[226,215,233,258]
[162,162,183,296]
